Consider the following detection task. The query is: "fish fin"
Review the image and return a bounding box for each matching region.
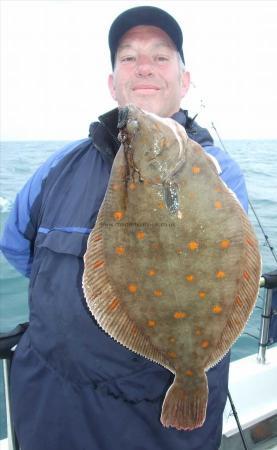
[161,373,208,430]
[83,213,169,368]
[208,205,261,367]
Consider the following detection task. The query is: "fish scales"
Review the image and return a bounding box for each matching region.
[83,105,261,431]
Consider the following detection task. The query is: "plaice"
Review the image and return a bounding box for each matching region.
[83,104,261,431]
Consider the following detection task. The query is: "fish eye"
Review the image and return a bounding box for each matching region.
[127,119,139,134]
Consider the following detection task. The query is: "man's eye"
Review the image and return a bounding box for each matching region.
[121,56,136,63]
[156,55,169,62]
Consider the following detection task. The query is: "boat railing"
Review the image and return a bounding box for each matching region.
[258,270,277,364]
[0,323,28,450]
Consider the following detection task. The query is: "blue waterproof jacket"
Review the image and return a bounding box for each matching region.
[1,108,248,450]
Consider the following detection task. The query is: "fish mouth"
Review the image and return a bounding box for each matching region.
[118,107,130,129]
[118,105,142,132]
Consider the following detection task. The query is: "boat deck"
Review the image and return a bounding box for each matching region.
[220,346,277,449]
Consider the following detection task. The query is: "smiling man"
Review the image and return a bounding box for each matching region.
[0,5,248,450]
[108,25,190,117]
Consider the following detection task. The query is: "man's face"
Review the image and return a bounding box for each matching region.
[108,26,190,117]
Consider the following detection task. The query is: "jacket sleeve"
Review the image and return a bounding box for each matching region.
[204,145,249,213]
[0,140,88,277]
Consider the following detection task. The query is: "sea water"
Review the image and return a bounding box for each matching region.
[0,139,276,438]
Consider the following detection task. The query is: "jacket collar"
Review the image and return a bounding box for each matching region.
[88,107,213,166]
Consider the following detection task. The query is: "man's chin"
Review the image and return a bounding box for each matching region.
[128,99,162,116]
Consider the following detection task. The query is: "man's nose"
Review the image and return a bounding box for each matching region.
[135,55,154,77]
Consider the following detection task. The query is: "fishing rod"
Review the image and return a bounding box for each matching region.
[210,119,276,450]
[188,82,274,450]
[211,121,277,265]
[208,120,251,450]
[189,81,277,266]
[227,390,249,450]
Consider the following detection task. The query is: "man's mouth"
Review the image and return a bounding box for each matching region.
[132,85,160,92]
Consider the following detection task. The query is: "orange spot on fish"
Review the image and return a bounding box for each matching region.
[153,289,162,297]
[128,283,138,294]
[176,248,183,254]
[136,231,145,240]
[93,234,102,242]
[187,241,199,251]
[185,274,195,282]
[113,211,124,221]
[212,305,222,314]
[147,320,156,328]
[169,336,176,343]
[174,311,188,319]
[129,182,136,191]
[201,340,210,349]
[246,238,254,246]
[192,166,201,174]
[216,271,225,279]
[198,291,206,299]
[215,185,224,193]
[93,260,104,269]
[195,328,202,336]
[185,370,193,377]
[167,351,177,359]
[111,183,121,191]
[243,271,250,281]
[108,298,120,311]
[157,202,165,209]
[235,295,243,308]
[215,201,222,209]
[148,269,157,277]
[115,246,125,255]
[220,239,230,249]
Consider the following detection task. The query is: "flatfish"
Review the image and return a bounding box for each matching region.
[83,104,261,431]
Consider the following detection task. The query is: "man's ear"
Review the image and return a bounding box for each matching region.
[181,71,190,98]
[108,74,116,100]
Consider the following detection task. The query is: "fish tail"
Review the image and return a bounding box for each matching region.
[160,374,208,431]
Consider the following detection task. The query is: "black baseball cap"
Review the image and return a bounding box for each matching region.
[108,6,185,68]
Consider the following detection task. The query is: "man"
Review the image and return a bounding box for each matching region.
[0,6,248,450]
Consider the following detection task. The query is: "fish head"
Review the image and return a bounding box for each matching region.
[117,104,188,181]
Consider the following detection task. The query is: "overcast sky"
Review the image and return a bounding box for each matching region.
[1,0,277,140]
